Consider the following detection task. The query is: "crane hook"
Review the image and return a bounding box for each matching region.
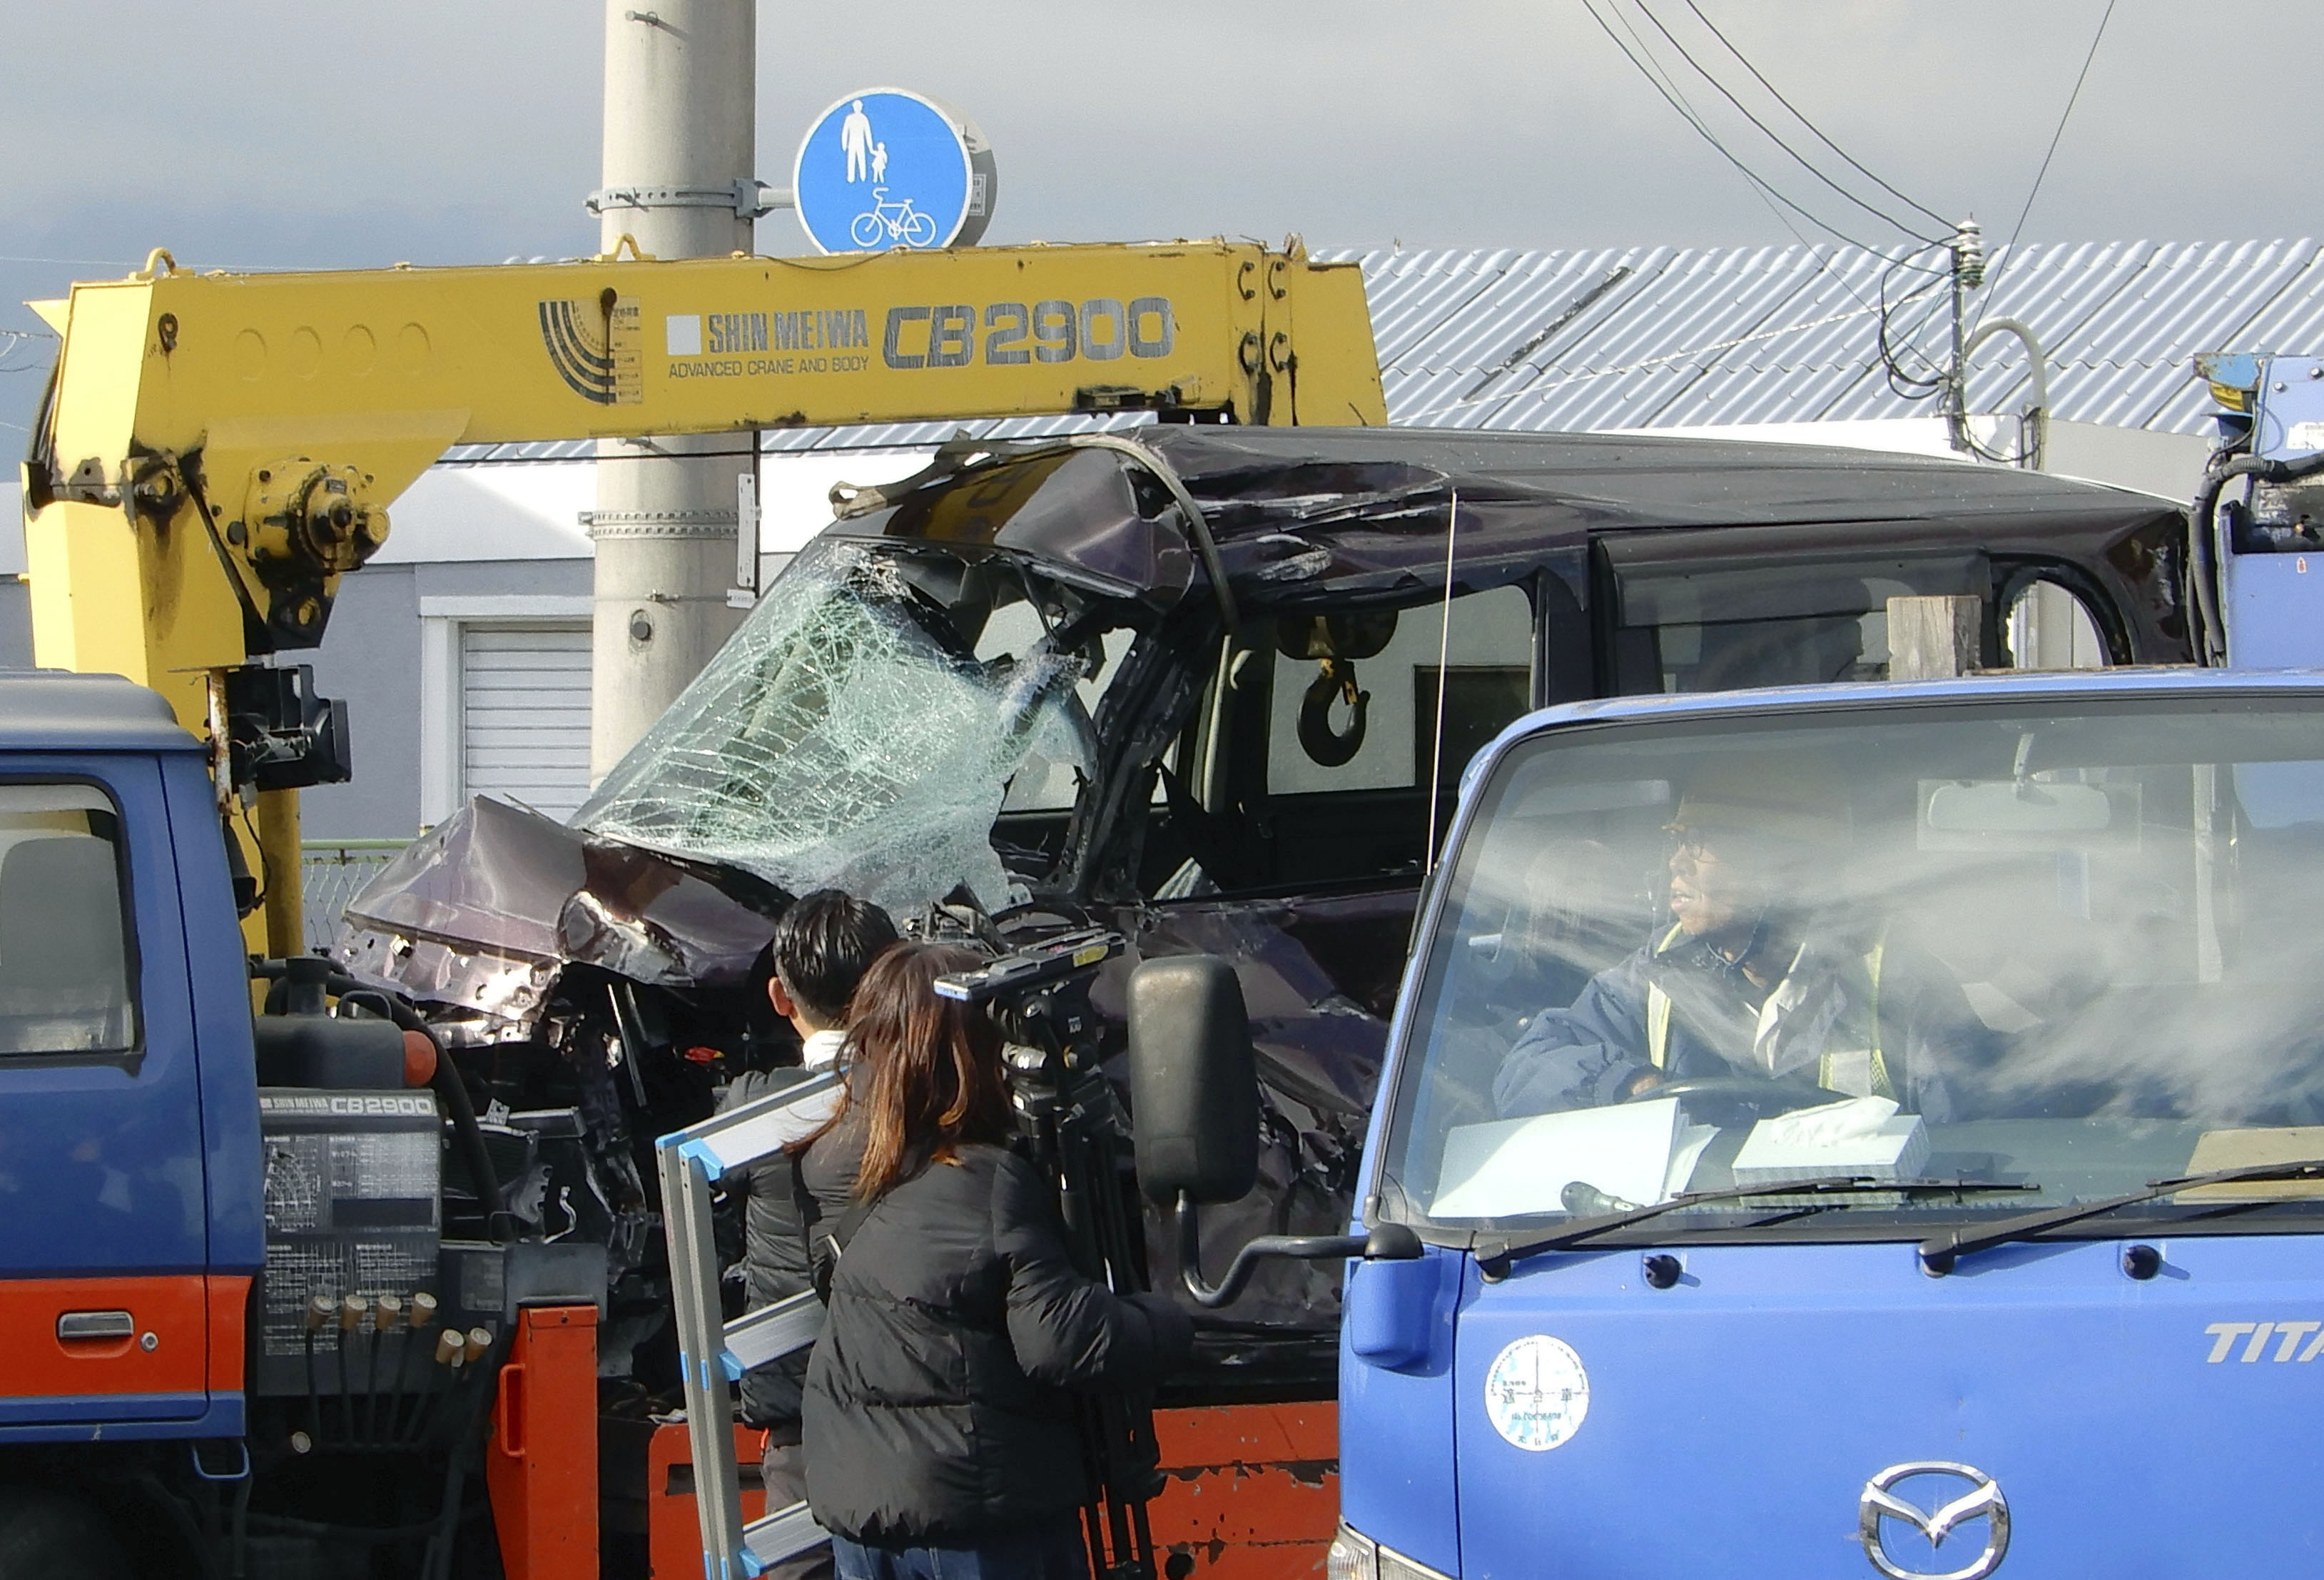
[1297,658,1369,768]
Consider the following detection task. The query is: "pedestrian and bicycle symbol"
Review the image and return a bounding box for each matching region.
[793,89,998,255]
[853,188,939,249]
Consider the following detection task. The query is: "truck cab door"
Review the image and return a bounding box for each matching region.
[0,756,226,1439]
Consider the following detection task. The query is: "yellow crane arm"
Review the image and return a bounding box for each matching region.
[20,239,1383,952]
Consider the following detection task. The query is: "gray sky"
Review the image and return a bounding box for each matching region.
[5,0,2320,427]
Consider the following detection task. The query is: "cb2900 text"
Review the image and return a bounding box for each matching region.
[883,298,1177,370]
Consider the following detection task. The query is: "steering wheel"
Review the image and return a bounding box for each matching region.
[1624,1074,1853,1126]
[988,897,1097,932]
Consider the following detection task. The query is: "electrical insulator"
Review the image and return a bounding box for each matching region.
[1953,218,1986,290]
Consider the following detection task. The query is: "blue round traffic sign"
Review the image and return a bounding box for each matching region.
[793,89,995,255]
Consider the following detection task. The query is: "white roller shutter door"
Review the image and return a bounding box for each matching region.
[460,624,592,820]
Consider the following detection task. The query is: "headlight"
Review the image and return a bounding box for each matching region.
[1329,1524,1455,1580]
[1378,1546,1455,1580]
[1327,1524,1378,1580]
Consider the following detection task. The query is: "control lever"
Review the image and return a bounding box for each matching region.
[365,1295,401,1442]
[387,1292,436,1442]
[335,1296,368,1435]
[415,1320,485,1446]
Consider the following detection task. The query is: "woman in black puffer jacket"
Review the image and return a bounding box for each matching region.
[801,941,1193,1580]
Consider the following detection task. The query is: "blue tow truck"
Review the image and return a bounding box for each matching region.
[0,672,264,1462]
[0,671,602,1579]
[1135,664,2324,1579]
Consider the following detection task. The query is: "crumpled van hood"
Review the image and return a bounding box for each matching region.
[335,796,773,1039]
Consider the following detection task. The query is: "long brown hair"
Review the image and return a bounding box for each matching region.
[841,941,1013,1198]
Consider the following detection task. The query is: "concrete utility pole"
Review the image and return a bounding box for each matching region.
[587,0,768,777]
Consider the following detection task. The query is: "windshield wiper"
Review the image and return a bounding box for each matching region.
[1918,1158,2324,1275]
[1476,1176,2039,1279]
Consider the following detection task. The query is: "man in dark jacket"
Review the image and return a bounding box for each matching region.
[722,891,898,1580]
[1493,760,1988,1122]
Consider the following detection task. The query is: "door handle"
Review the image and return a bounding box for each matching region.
[56,1310,136,1342]
[494,1361,527,1459]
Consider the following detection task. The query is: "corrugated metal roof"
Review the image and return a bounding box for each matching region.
[1339,239,2323,440]
[442,238,2311,465]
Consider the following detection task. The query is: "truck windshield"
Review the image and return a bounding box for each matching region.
[577,537,1128,916]
[1381,693,2324,1242]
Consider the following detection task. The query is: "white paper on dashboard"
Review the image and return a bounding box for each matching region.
[1431,1098,1685,1218]
[1730,1097,1929,1184]
[1664,1121,1721,1199]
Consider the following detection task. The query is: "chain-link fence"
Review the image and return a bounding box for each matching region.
[298,839,410,955]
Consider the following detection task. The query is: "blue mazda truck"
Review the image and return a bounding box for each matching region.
[1137,664,2324,1580]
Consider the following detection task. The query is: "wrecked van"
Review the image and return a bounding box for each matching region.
[335,425,2191,1392]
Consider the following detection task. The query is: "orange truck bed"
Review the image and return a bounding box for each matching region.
[1150,1403,1338,1579]
[644,1402,1338,1579]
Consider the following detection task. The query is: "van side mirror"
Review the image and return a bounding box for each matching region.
[1127,955,1259,1206]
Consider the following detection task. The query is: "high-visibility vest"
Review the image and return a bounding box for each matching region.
[1644,926,1894,1098]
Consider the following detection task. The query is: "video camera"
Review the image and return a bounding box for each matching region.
[934,928,1170,1580]
[933,926,1119,1065]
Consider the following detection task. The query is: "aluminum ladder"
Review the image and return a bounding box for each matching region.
[656,1070,844,1580]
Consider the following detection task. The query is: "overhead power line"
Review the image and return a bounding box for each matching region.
[0,254,148,269]
[0,327,56,376]
[1877,245,1956,397]
[1572,0,1967,418]
[1986,0,2118,305]
[1577,0,1901,256]
[1575,0,1902,392]
[1628,0,1942,243]
[1552,0,2006,432]
[1680,1,1952,233]
[1578,0,1956,273]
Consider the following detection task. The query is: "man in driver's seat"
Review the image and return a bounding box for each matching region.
[1493,759,1984,1120]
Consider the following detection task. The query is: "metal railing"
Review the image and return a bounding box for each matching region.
[298,839,412,954]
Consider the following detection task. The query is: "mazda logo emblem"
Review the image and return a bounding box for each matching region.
[1859,1462,2010,1580]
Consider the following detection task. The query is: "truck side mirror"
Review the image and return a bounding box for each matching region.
[1130,954,1421,1310]
[1127,955,1259,1206]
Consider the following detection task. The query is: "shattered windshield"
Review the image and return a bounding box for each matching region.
[1383,693,2324,1241]
[576,540,1117,916]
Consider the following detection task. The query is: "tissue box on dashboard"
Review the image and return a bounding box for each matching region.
[1730,1097,1929,1185]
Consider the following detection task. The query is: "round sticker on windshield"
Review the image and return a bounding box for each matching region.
[1484,1335,1590,1452]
